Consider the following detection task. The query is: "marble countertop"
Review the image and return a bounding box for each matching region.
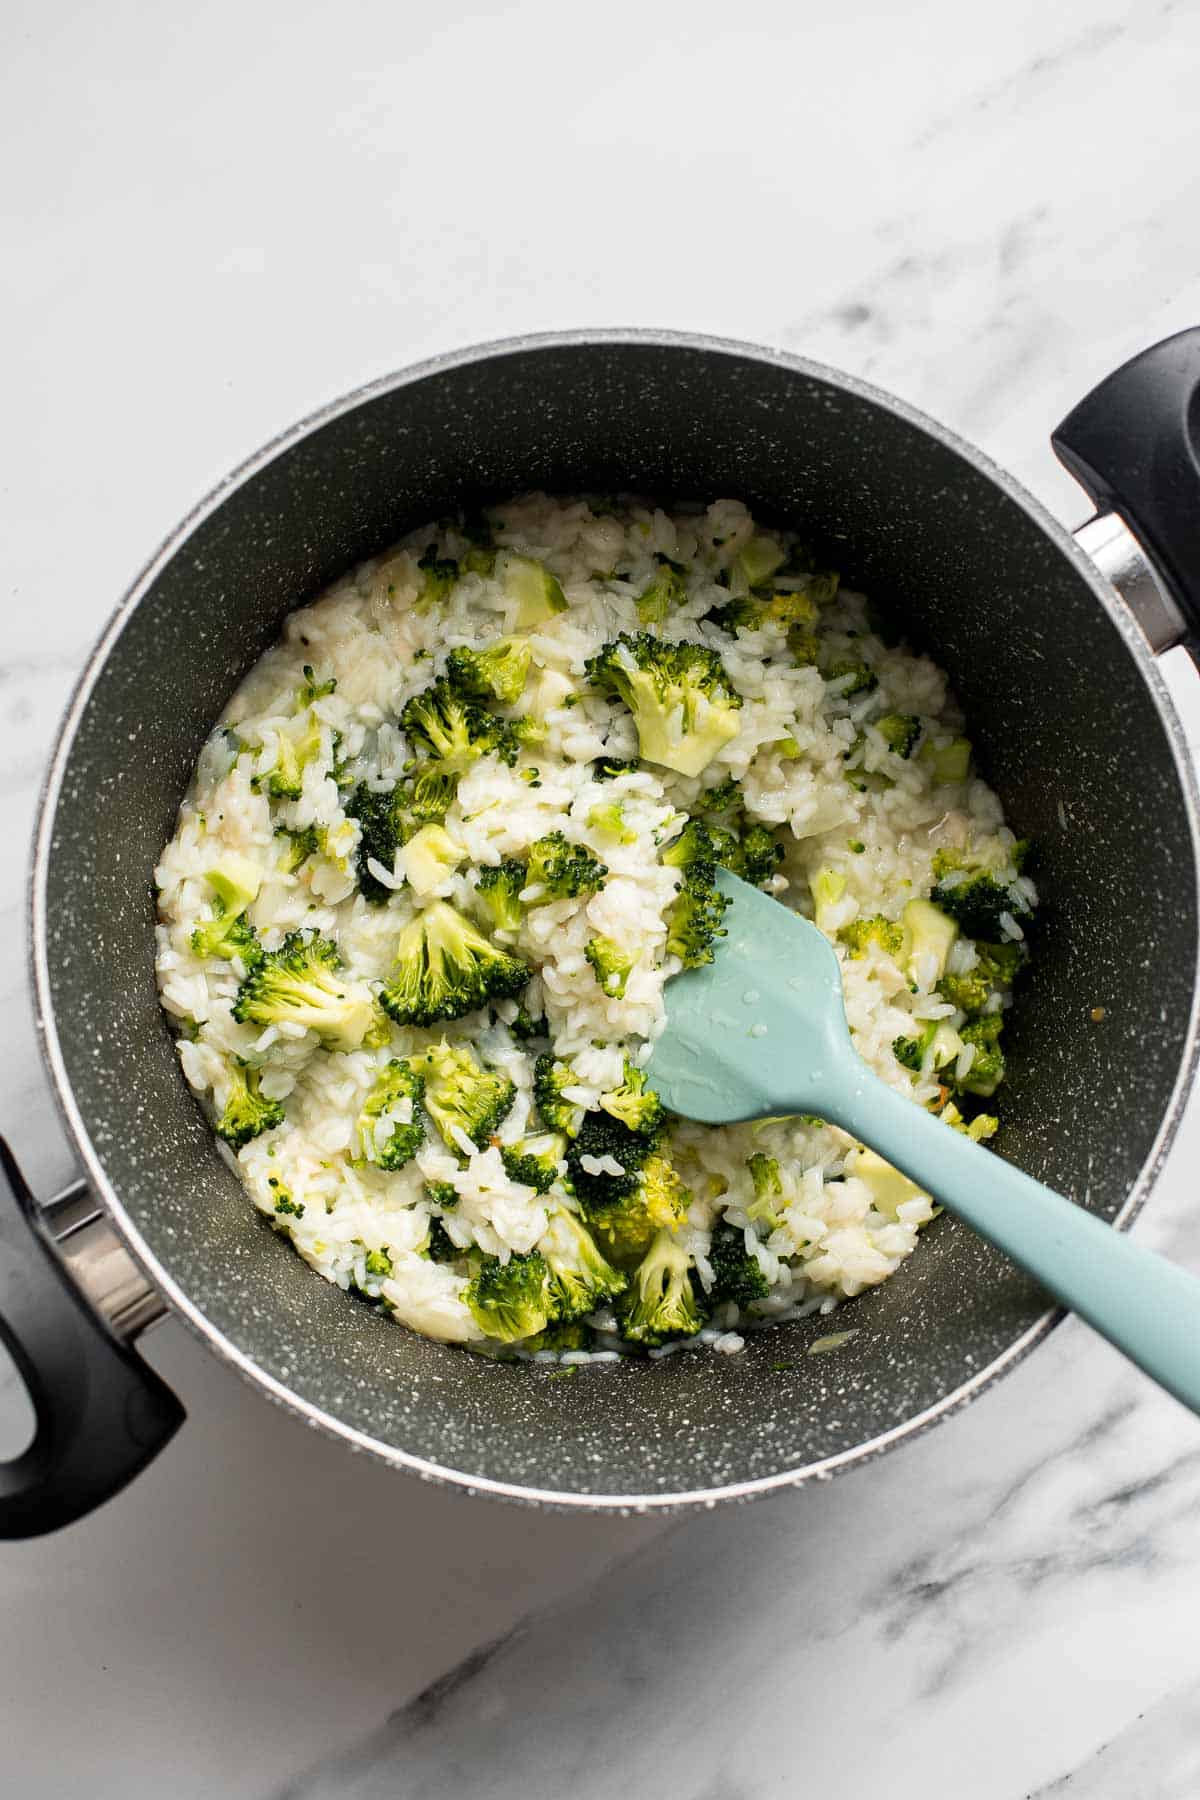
[3,0,1199,1794]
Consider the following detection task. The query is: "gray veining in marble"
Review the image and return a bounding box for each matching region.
[2,0,1199,1793]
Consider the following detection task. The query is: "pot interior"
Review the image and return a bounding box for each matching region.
[39,337,1199,1503]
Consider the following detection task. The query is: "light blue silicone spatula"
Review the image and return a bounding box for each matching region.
[646,868,1200,1413]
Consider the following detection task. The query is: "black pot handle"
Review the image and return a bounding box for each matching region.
[1052,326,1200,645]
[0,1137,184,1538]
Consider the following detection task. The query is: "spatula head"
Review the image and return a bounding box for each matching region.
[646,869,855,1124]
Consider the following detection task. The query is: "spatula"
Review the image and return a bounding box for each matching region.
[646,869,1200,1413]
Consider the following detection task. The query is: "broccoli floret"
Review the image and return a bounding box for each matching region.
[509,1004,548,1042]
[191,858,264,963]
[635,557,688,625]
[706,1223,770,1309]
[533,1055,587,1137]
[472,861,527,934]
[253,708,325,801]
[415,550,459,607]
[746,1152,784,1227]
[401,679,520,773]
[712,588,820,635]
[725,822,783,888]
[522,1319,590,1354]
[407,765,458,823]
[824,659,878,698]
[425,1179,459,1210]
[921,736,972,783]
[524,831,607,903]
[346,783,410,904]
[502,554,568,628]
[930,849,1032,941]
[665,857,730,969]
[592,755,641,781]
[838,915,905,960]
[539,1209,629,1321]
[380,901,528,1028]
[938,1100,1000,1142]
[584,935,636,999]
[893,1021,963,1076]
[876,713,922,758]
[585,632,743,777]
[232,930,376,1050]
[937,941,1026,1015]
[662,819,720,869]
[572,1124,688,1267]
[355,1061,426,1170]
[957,1014,1006,1098]
[586,800,636,844]
[192,910,262,967]
[598,1061,665,1137]
[464,1251,553,1343]
[272,1190,304,1219]
[409,1040,516,1149]
[500,1132,568,1195]
[214,1062,284,1151]
[275,824,323,874]
[892,1023,936,1072]
[445,637,532,706]
[617,1229,707,1347]
[424,1218,459,1264]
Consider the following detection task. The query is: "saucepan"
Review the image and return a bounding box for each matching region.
[3,328,1199,1535]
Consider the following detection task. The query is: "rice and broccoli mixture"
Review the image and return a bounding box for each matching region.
[154,495,1036,1360]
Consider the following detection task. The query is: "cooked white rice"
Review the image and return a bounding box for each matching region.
[154,494,1035,1357]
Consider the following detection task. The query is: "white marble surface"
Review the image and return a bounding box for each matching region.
[2,0,1199,1794]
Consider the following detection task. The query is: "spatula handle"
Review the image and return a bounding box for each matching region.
[827,1068,1200,1416]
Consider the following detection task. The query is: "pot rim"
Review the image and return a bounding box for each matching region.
[28,326,1200,1513]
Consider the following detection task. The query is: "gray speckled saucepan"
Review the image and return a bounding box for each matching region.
[3,328,1200,1535]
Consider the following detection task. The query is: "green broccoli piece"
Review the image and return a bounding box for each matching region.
[232,930,376,1051]
[533,1055,587,1137]
[661,819,720,869]
[380,900,528,1028]
[214,1062,284,1151]
[665,855,730,969]
[838,915,906,959]
[275,824,323,875]
[524,831,607,903]
[502,554,568,628]
[725,822,783,888]
[509,1004,548,1042]
[191,858,264,964]
[539,1209,629,1321]
[712,588,820,635]
[635,557,688,625]
[617,1229,707,1347]
[598,1061,665,1137]
[734,535,787,588]
[424,1218,459,1264]
[500,1132,568,1194]
[355,1061,426,1170]
[921,736,972,783]
[571,1123,688,1267]
[824,659,878,698]
[401,679,520,773]
[892,1022,937,1072]
[464,1251,553,1343]
[409,1040,516,1149]
[957,1014,1006,1098]
[346,783,411,904]
[746,1152,784,1227]
[585,632,743,777]
[937,941,1026,1015]
[522,1319,590,1354]
[473,861,527,934]
[586,800,636,844]
[706,1223,770,1309]
[930,849,1033,941]
[253,708,325,801]
[445,637,532,706]
[415,550,459,607]
[271,1189,304,1219]
[425,1179,459,1210]
[592,755,641,781]
[585,935,636,999]
[876,713,922,758]
[407,765,459,824]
